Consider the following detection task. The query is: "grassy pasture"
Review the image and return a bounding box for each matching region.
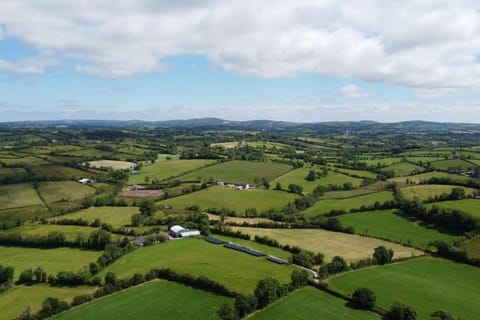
[329,167,377,179]
[60,148,133,161]
[0,285,96,320]
[380,162,424,177]
[406,156,445,164]
[128,159,216,184]
[54,281,232,320]
[250,287,379,320]
[175,160,293,184]
[38,181,95,204]
[0,167,28,180]
[0,205,50,224]
[328,258,480,320]
[399,185,477,201]
[0,183,44,210]
[271,168,363,194]
[0,156,50,166]
[431,159,474,171]
[427,199,480,218]
[101,238,294,294]
[88,160,136,170]
[30,165,93,179]
[302,191,395,217]
[1,224,104,241]
[359,157,403,167]
[230,227,422,262]
[321,181,388,199]
[337,210,456,248]
[0,246,102,279]
[389,171,472,185]
[160,186,297,214]
[462,236,480,260]
[50,206,140,228]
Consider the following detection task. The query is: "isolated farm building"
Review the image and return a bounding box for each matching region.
[78,178,93,184]
[217,181,225,187]
[131,170,140,175]
[236,183,250,190]
[169,225,201,238]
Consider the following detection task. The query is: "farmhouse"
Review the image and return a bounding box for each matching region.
[78,178,93,184]
[169,225,201,238]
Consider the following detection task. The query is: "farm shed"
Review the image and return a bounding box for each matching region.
[169,225,200,238]
[78,178,93,184]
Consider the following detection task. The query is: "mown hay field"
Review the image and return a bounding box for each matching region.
[230,227,422,262]
[399,185,477,201]
[101,238,294,295]
[88,160,136,170]
[328,258,480,320]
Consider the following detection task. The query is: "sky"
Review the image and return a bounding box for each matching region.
[0,1,480,123]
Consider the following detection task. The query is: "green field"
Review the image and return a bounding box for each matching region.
[462,236,480,260]
[337,210,456,248]
[328,258,480,319]
[427,199,480,218]
[389,171,472,185]
[0,285,95,320]
[0,183,45,210]
[54,281,232,320]
[175,160,293,184]
[0,246,101,279]
[1,224,105,241]
[271,168,363,194]
[88,160,136,170]
[380,162,424,177]
[431,159,474,171]
[50,206,140,228]
[399,185,477,201]
[321,181,388,199]
[230,227,422,262]
[213,234,291,260]
[406,156,445,164]
[101,238,294,294]
[160,186,297,215]
[303,191,395,217]
[30,165,93,179]
[0,156,50,166]
[0,167,28,180]
[329,167,378,179]
[250,287,379,320]
[0,205,50,224]
[38,181,96,204]
[360,157,403,167]
[128,158,216,184]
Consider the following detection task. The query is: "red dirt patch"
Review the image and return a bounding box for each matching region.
[121,189,165,198]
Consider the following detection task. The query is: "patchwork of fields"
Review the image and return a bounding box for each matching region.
[399,184,477,201]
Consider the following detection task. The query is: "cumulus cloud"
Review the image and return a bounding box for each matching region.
[0,0,479,89]
[0,57,58,74]
[340,84,371,99]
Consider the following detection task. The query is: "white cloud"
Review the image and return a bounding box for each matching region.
[340,84,371,99]
[0,57,58,74]
[0,0,479,89]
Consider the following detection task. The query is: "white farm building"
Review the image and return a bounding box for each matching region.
[169,225,201,238]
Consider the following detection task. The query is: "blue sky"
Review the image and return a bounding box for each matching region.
[0,1,479,122]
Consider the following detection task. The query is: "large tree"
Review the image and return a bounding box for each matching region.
[373,246,394,265]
